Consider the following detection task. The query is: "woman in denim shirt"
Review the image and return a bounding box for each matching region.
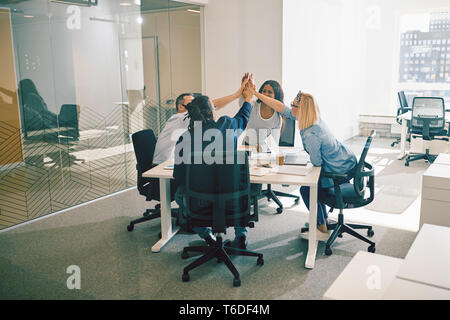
[252,89,357,240]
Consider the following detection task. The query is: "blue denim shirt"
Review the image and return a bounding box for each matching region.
[281,105,357,188]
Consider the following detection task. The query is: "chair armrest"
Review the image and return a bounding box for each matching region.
[321,171,351,184]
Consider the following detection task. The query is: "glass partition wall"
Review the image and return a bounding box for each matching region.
[0,0,202,230]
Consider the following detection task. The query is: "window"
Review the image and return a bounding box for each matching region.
[397,11,450,106]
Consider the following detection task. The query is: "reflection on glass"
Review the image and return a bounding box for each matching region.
[0,0,202,230]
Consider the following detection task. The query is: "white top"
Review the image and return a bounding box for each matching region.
[396,224,450,290]
[323,251,403,300]
[241,98,283,146]
[383,278,450,300]
[152,112,189,164]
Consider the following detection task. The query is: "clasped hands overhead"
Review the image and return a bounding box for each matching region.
[240,72,257,102]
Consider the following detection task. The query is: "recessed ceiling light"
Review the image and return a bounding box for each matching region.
[24,15,34,18]
[187,9,200,14]
[120,2,132,6]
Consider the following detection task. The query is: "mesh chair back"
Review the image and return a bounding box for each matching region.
[132,129,157,173]
[185,151,251,232]
[353,130,376,197]
[411,97,445,135]
[398,91,409,114]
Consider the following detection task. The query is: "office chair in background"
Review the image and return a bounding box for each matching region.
[180,151,264,287]
[301,130,377,256]
[405,97,449,166]
[126,129,178,233]
[258,117,300,214]
[391,91,411,147]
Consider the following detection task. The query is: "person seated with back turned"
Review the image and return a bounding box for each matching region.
[173,75,255,248]
[249,88,357,240]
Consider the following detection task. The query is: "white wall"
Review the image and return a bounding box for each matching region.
[203,0,283,118]
[283,0,366,141]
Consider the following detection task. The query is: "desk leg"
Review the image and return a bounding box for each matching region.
[398,117,408,160]
[151,178,180,252]
[305,185,318,269]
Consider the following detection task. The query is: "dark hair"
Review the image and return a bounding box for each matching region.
[257,80,284,104]
[175,93,193,111]
[185,95,214,130]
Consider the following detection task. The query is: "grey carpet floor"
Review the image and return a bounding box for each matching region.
[0,137,420,300]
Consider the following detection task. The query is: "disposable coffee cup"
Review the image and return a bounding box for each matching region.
[277,155,285,166]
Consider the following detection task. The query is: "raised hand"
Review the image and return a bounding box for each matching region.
[242,84,254,102]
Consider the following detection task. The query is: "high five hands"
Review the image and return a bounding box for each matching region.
[241,72,256,102]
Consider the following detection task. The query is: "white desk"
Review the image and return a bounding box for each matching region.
[326,224,450,299]
[324,251,403,300]
[396,224,450,290]
[397,111,450,159]
[383,277,450,300]
[434,152,450,165]
[143,159,322,269]
[420,163,450,228]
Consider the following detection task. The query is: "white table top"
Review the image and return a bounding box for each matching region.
[434,153,450,165]
[324,251,403,300]
[396,224,450,290]
[383,278,450,300]
[143,160,321,187]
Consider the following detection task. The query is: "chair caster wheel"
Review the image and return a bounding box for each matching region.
[181,250,189,259]
[233,278,241,287]
[143,211,149,217]
[367,229,374,237]
[368,245,376,253]
[127,224,134,232]
[158,232,162,239]
[338,233,343,238]
[325,246,332,256]
[182,273,190,282]
[257,257,264,266]
[405,162,409,167]
[276,207,283,214]
[294,199,299,205]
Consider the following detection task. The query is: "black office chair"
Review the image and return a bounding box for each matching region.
[126,129,178,232]
[301,130,376,256]
[405,97,449,166]
[259,117,300,214]
[180,151,264,287]
[391,91,412,147]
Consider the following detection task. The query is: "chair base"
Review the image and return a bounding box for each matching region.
[181,236,263,287]
[405,148,436,166]
[259,184,300,214]
[126,204,180,233]
[301,212,375,256]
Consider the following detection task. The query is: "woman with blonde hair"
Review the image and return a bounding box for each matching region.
[250,89,357,240]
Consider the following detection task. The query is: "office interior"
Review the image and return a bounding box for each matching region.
[0,0,449,300]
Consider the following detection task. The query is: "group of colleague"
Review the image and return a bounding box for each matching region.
[151,73,357,249]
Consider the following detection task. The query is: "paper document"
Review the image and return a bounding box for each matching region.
[249,167,273,176]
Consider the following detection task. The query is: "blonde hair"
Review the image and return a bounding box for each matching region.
[297,92,320,130]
